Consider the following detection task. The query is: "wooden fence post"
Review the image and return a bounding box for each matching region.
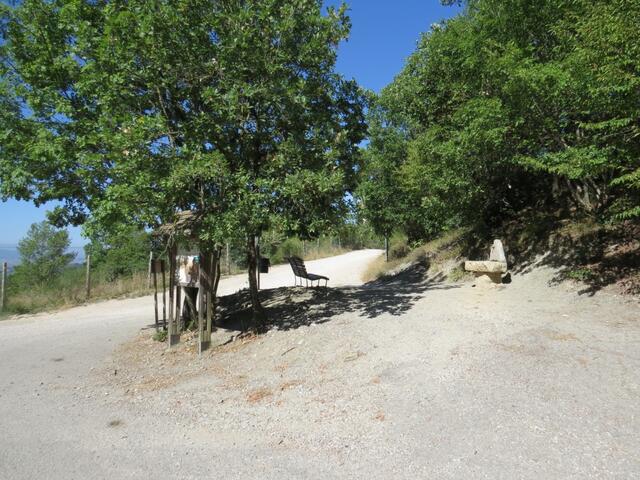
[168,245,180,346]
[0,262,7,313]
[197,253,210,354]
[256,236,261,291]
[152,257,159,330]
[147,251,153,288]
[85,254,91,300]
[226,242,231,275]
[161,259,166,330]
[384,235,389,262]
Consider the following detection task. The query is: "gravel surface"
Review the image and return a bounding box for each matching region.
[1,250,639,480]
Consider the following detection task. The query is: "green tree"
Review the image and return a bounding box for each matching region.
[369,0,640,242]
[0,0,366,326]
[85,226,152,281]
[14,221,76,284]
[357,99,407,258]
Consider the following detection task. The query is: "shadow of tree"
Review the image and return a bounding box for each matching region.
[502,216,640,296]
[217,261,460,332]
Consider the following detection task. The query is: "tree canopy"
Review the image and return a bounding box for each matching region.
[362,0,640,242]
[1,0,366,239]
[1,0,367,320]
[14,221,76,284]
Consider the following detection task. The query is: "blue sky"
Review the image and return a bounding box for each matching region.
[0,0,461,247]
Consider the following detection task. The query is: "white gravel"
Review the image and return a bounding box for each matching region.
[1,250,639,480]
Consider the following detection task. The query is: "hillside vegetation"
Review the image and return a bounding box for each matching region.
[365,214,640,296]
[359,0,640,272]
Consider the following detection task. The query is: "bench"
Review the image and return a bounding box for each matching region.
[286,256,329,287]
[465,239,508,285]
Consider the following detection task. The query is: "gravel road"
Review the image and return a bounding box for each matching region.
[1,249,639,480]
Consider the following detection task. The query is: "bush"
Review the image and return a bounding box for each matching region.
[273,237,304,264]
[14,222,76,286]
[152,330,167,342]
[85,226,153,281]
[389,234,410,259]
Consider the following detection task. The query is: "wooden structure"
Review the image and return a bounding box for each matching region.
[0,262,7,313]
[150,258,167,331]
[85,254,91,300]
[154,211,222,354]
[286,256,329,287]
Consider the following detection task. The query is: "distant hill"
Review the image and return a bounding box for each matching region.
[0,246,85,271]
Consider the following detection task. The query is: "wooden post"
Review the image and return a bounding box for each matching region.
[175,285,183,333]
[147,251,153,288]
[168,245,180,346]
[167,250,174,329]
[85,254,91,300]
[205,252,213,339]
[256,237,261,291]
[212,247,222,328]
[152,257,159,330]
[302,240,306,257]
[161,259,166,330]
[225,242,231,275]
[197,252,210,354]
[384,235,389,262]
[0,262,7,313]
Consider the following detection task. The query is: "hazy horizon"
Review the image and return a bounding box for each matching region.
[0,245,86,269]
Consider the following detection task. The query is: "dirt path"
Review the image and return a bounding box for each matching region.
[1,251,639,479]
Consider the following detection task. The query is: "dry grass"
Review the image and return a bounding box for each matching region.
[362,228,469,283]
[5,271,151,315]
[556,217,603,240]
[302,246,350,261]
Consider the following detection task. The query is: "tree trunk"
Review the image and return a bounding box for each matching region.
[247,235,266,329]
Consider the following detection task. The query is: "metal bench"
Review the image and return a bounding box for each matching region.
[286,256,329,287]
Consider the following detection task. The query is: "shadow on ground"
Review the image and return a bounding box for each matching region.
[217,261,460,332]
[507,218,640,296]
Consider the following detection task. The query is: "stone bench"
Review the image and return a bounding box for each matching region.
[465,239,508,284]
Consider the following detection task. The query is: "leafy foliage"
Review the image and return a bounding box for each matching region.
[0,0,366,244]
[84,225,153,281]
[364,0,640,241]
[0,0,367,319]
[13,221,76,285]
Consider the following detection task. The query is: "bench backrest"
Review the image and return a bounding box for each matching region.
[489,239,507,265]
[287,256,308,278]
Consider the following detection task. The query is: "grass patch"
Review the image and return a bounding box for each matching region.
[2,270,152,316]
[448,266,473,283]
[152,330,168,342]
[564,267,596,283]
[362,228,469,283]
